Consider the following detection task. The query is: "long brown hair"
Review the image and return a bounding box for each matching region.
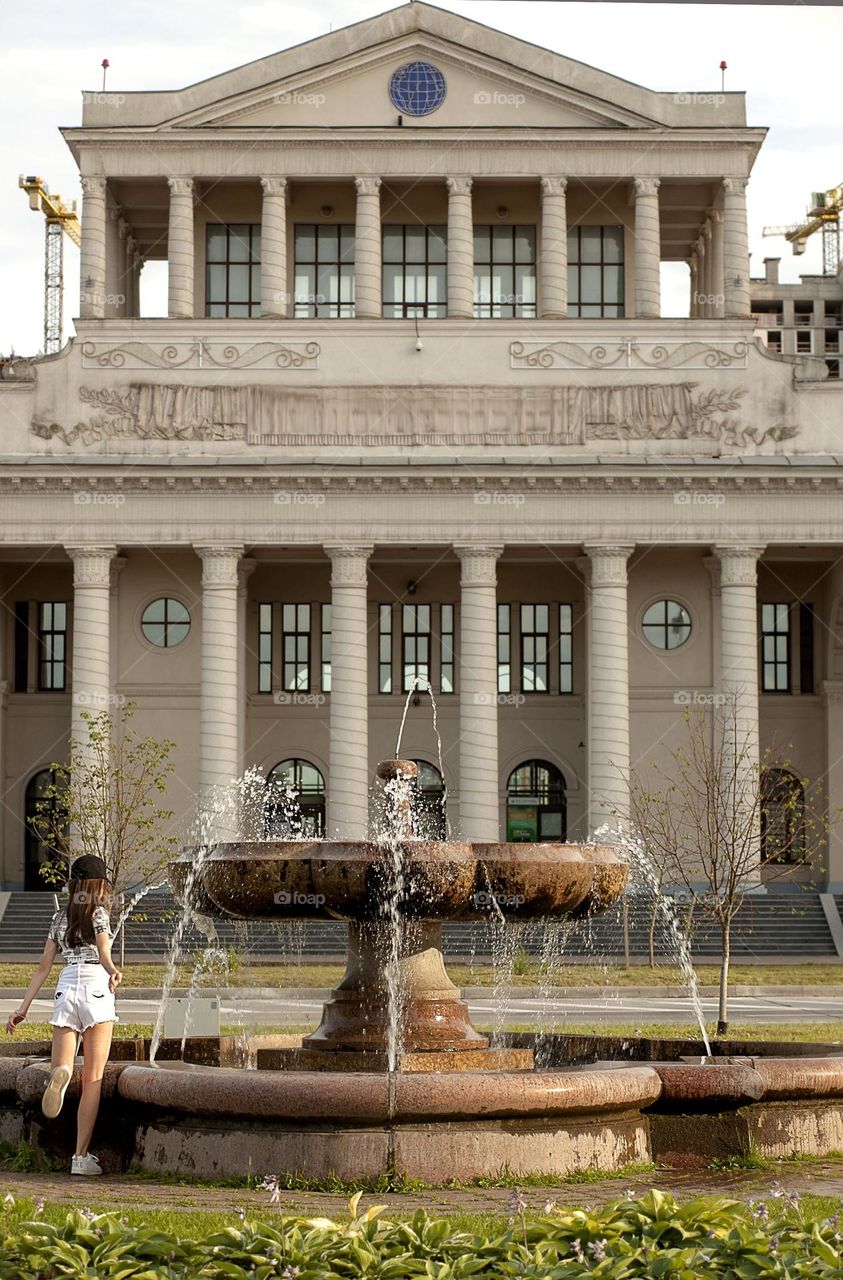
[65,878,113,948]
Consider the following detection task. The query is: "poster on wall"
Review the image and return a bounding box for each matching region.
[507,806,537,842]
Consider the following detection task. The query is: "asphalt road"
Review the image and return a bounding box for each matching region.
[3,991,842,1028]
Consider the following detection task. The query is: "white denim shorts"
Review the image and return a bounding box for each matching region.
[50,963,119,1033]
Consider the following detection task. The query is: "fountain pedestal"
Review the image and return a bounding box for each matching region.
[303,921,489,1056]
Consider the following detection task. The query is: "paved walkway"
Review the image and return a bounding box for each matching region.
[3,1160,843,1219]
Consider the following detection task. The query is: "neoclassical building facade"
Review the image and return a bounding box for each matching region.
[1,2,842,891]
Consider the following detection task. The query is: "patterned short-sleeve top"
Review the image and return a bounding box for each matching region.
[48,906,113,965]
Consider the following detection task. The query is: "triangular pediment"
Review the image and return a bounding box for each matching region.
[151,4,667,131]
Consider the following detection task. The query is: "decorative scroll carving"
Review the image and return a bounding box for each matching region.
[80,339,320,371]
[30,381,796,450]
[510,338,750,370]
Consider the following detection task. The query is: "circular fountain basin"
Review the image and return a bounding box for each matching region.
[169,841,620,922]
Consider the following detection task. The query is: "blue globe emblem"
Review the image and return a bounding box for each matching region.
[389,61,447,117]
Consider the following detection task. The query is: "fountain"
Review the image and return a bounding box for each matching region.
[4,755,843,1181]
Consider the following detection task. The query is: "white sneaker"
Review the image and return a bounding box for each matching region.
[71,1153,103,1177]
[41,1064,72,1119]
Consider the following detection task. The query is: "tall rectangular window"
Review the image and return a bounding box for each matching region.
[293,224,355,317]
[761,603,790,692]
[321,603,332,693]
[473,225,536,318]
[440,603,455,694]
[567,225,624,318]
[382,224,447,317]
[282,604,311,692]
[258,603,273,693]
[799,602,814,695]
[520,604,549,693]
[39,602,67,691]
[379,605,393,693]
[402,604,431,691]
[206,223,261,317]
[559,604,573,694]
[497,604,511,694]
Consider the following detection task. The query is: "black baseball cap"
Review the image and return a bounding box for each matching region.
[68,855,110,881]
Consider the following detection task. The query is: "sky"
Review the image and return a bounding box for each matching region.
[1,0,841,355]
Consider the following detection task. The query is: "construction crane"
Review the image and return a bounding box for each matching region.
[763,183,843,277]
[19,175,81,354]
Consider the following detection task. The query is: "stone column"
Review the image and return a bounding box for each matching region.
[104,211,122,318]
[714,545,764,873]
[167,177,195,319]
[196,545,244,835]
[702,220,714,317]
[67,547,116,758]
[540,177,568,319]
[823,682,843,889]
[722,177,751,318]
[633,178,661,318]
[446,176,474,319]
[325,545,373,838]
[79,177,108,320]
[583,545,634,833]
[237,559,256,771]
[260,177,288,318]
[455,545,503,840]
[689,250,699,317]
[710,210,725,319]
[354,177,382,319]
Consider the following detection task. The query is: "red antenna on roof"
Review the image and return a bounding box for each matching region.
[101,58,110,92]
[719,60,727,92]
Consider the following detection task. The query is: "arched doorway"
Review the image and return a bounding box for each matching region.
[761,768,805,865]
[266,759,326,838]
[411,760,447,839]
[24,769,67,890]
[506,760,566,842]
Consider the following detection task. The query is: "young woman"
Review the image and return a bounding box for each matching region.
[4,854,122,1175]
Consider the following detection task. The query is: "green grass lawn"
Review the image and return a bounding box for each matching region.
[3,1020,842,1044]
[2,960,842,990]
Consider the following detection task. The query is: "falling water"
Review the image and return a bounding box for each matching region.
[593,824,713,1058]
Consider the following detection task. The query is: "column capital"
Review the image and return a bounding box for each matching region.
[454,544,503,586]
[355,176,381,196]
[80,176,107,199]
[713,544,765,586]
[446,176,472,196]
[582,544,634,587]
[66,545,117,586]
[722,177,749,197]
[540,176,568,198]
[822,680,843,708]
[260,176,287,198]
[167,176,194,197]
[195,544,244,585]
[325,544,373,587]
[633,177,660,198]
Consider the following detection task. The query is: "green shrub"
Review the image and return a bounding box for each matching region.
[0,1188,839,1278]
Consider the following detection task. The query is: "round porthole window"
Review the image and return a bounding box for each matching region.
[642,599,691,650]
[141,597,191,648]
[388,61,447,117]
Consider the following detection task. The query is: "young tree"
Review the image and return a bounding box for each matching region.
[628,698,829,1034]
[33,702,179,957]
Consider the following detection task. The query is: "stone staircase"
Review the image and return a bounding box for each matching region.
[0,888,837,963]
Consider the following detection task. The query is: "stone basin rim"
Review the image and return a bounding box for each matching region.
[171,841,619,861]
